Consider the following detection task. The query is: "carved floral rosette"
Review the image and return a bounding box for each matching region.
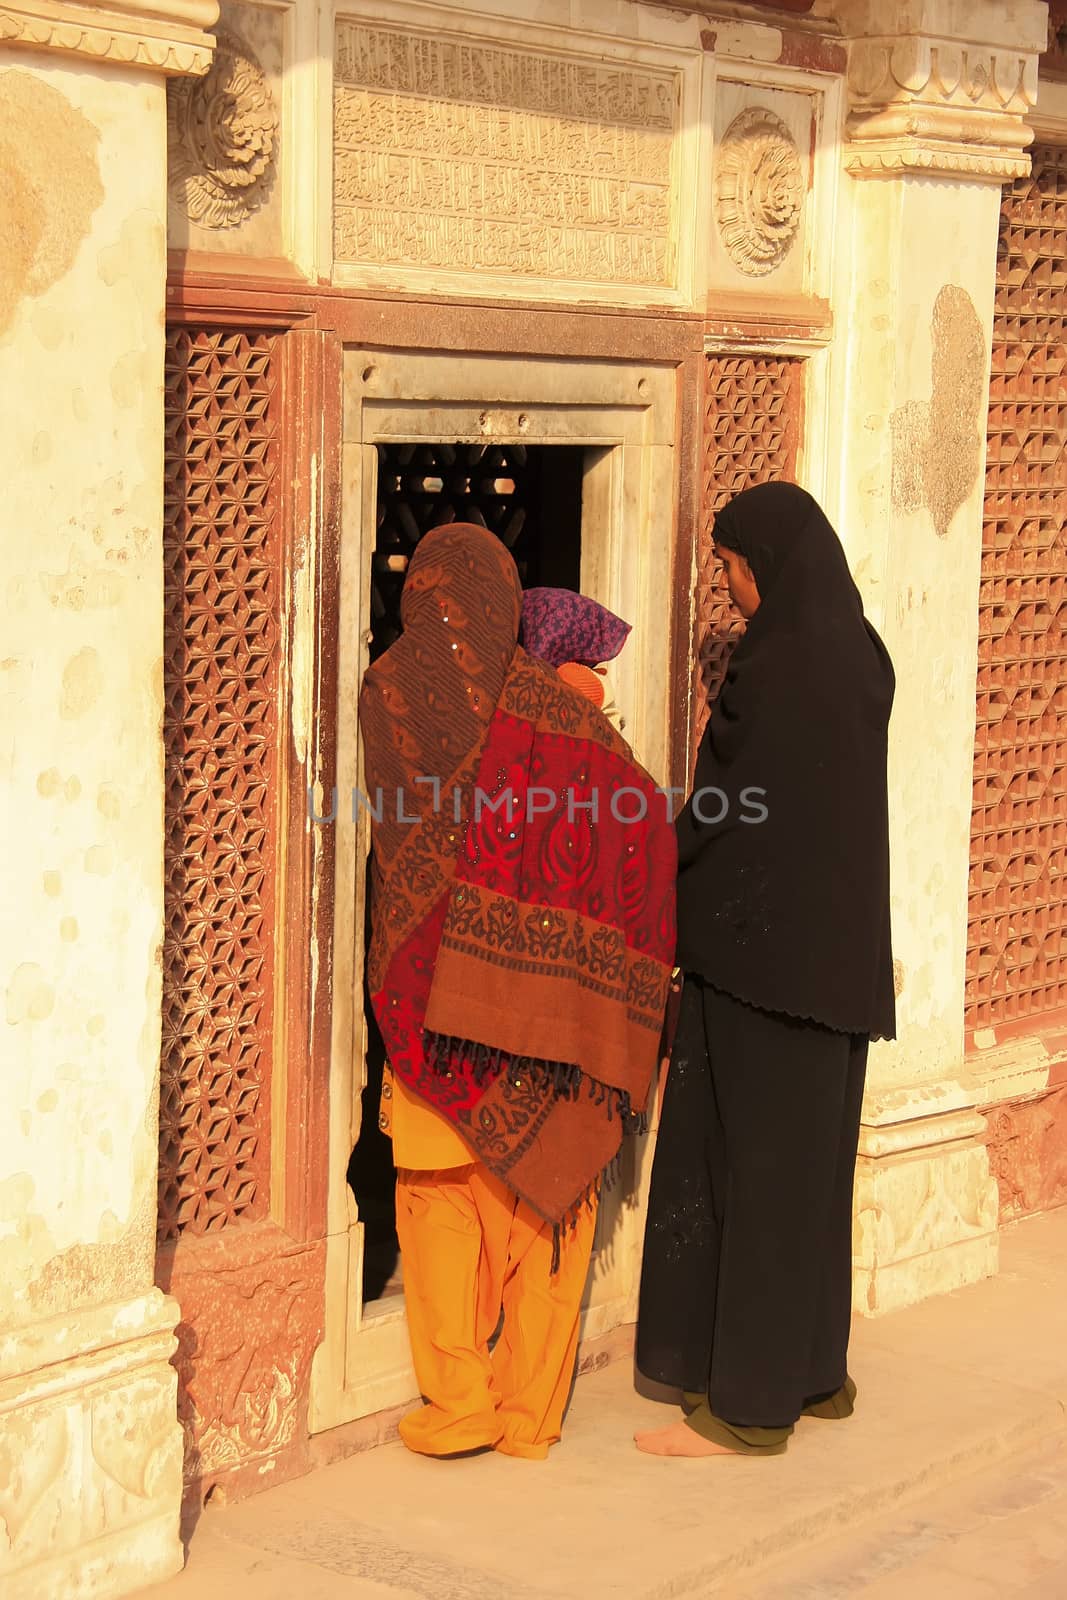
[167,27,278,229]
[715,107,804,278]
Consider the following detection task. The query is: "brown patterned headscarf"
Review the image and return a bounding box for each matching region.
[360,523,520,865]
[359,524,677,1227]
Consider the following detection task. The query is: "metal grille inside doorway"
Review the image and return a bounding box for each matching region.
[370,441,584,661]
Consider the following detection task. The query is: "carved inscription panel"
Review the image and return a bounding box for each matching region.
[333,21,681,296]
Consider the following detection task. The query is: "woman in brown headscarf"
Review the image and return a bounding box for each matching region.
[359,524,676,1460]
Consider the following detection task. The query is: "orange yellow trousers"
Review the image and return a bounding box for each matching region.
[395,1163,597,1460]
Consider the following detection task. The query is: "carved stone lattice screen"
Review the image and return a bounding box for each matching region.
[967,145,1067,1035]
[159,327,281,1242]
[696,355,803,745]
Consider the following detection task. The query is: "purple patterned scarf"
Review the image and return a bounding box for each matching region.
[520,588,631,669]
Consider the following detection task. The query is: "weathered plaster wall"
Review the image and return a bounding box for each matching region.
[1,52,166,1328]
[0,48,183,1597]
[890,283,987,541]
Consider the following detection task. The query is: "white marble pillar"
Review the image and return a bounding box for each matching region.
[0,4,215,1594]
[825,0,1048,1313]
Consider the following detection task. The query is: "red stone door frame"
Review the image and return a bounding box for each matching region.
[157,261,813,1506]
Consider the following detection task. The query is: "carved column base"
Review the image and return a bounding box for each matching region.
[0,1290,183,1600]
[853,1085,1000,1317]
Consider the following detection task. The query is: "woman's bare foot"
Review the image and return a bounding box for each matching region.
[634,1419,737,1457]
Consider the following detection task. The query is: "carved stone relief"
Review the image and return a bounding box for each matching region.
[0,1324,182,1595]
[853,1133,999,1313]
[332,21,680,291]
[167,26,278,230]
[986,1084,1067,1222]
[0,1407,70,1563]
[714,107,803,278]
[167,1239,324,1494]
[90,1376,181,1508]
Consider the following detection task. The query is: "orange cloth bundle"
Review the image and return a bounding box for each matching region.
[555,661,605,707]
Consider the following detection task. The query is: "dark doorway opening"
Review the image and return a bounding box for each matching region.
[348,441,584,1303]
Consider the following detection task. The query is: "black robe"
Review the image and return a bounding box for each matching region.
[675,481,896,1040]
[637,482,895,1427]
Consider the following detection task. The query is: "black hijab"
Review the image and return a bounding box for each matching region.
[676,482,896,1040]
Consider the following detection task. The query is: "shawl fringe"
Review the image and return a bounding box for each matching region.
[423,1029,646,1132]
[549,1147,629,1274]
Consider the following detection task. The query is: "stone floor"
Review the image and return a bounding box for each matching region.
[140,1209,1067,1600]
[739,1433,1067,1599]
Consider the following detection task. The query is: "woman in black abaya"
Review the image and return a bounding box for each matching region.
[635,481,895,1458]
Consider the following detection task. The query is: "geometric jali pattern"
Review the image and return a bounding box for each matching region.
[697,354,803,746]
[967,145,1067,1034]
[158,327,280,1243]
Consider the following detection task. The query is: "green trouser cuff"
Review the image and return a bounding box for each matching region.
[802,1375,857,1420]
[681,1372,856,1438]
[683,1400,792,1455]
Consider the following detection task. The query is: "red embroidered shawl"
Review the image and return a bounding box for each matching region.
[359,524,676,1225]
